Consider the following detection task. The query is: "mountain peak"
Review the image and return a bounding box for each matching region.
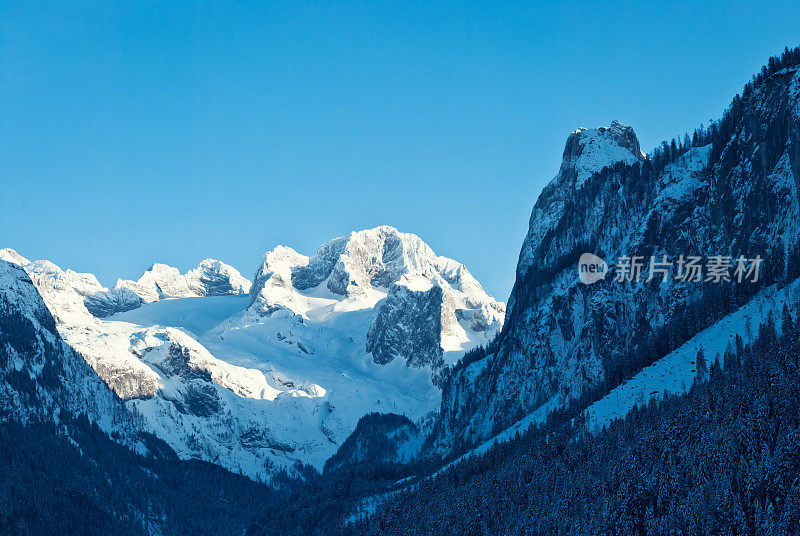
[82,259,251,317]
[349,224,401,237]
[283,226,458,297]
[518,121,647,270]
[248,227,505,367]
[562,120,645,187]
[0,247,31,266]
[145,262,181,275]
[117,259,250,302]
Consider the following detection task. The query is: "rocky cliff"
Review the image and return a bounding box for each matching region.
[431,62,800,456]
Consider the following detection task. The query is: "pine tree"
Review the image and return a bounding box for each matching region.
[695,347,707,384]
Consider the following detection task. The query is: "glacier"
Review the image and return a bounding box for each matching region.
[0,225,504,481]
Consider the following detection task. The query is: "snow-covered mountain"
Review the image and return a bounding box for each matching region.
[0,227,503,480]
[6,44,800,535]
[0,250,252,320]
[0,259,134,436]
[243,226,504,377]
[85,259,252,317]
[428,63,800,457]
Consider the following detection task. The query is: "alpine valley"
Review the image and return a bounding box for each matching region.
[3,47,800,536]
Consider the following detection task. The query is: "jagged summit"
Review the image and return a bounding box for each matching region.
[518,121,645,272]
[0,249,252,318]
[561,120,645,188]
[84,258,252,317]
[251,226,495,302]
[118,258,251,301]
[432,64,800,457]
[569,120,643,152]
[247,226,505,371]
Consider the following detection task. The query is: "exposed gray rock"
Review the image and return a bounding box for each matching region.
[431,66,800,457]
[84,287,145,317]
[0,260,135,434]
[366,283,444,370]
[247,227,506,382]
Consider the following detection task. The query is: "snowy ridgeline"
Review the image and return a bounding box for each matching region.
[434,65,800,458]
[0,226,504,481]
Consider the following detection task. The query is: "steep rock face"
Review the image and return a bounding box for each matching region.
[366,280,444,371]
[1,254,162,399]
[188,258,252,296]
[0,261,282,534]
[247,226,505,370]
[247,245,319,315]
[84,285,145,318]
[432,67,800,456]
[0,260,133,433]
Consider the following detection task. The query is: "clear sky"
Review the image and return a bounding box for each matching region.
[2,2,799,300]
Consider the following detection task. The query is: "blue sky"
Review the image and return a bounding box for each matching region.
[2,2,799,300]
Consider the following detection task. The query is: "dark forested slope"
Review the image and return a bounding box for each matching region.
[348,307,800,535]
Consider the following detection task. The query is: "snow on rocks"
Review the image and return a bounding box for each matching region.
[1,228,502,481]
[90,259,251,316]
[246,226,505,369]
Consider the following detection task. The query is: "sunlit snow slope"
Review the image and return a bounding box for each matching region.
[0,226,504,481]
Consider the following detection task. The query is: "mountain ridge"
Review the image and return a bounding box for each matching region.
[428,51,800,459]
[0,226,504,481]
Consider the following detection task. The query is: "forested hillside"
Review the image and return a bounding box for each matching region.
[346,306,800,535]
[5,45,800,536]
[0,417,276,536]
[432,45,800,458]
[244,46,800,536]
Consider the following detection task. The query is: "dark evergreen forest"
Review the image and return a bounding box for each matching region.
[340,308,800,535]
[4,45,800,536]
[0,417,274,536]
